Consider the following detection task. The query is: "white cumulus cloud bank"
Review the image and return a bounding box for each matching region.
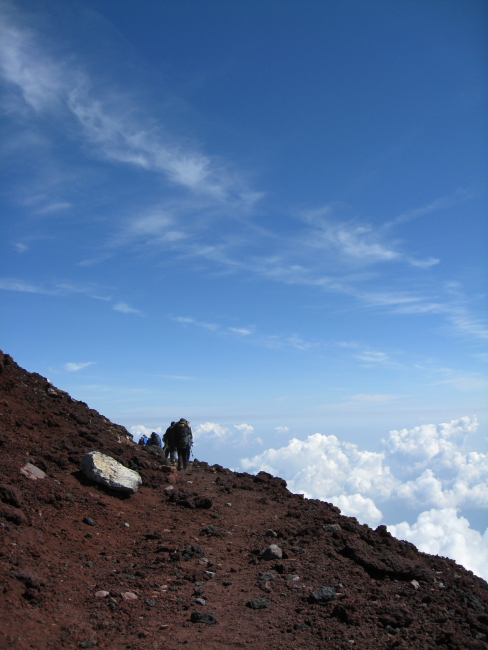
[129,425,164,442]
[241,417,488,580]
[193,422,254,444]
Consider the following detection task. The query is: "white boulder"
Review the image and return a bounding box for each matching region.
[80,451,142,494]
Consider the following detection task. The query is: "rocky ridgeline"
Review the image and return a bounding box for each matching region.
[0,350,487,649]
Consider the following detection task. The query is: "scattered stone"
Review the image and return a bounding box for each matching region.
[295,622,311,630]
[308,586,337,604]
[260,572,277,581]
[410,580,420,589]
[83,517,96,527]
[20,463,46,481]
[202,525,216,535]
[95,590,109,598]
[204,570,216,579]
[323,524,341,532]
[190,611,219,625]
[260,545,282,561]
[247,598,272,610]
[145,598,156,607]
[124,522,129,528]
[80,451,142,494]
[289,546,306,554]
[286,575,300,582]
[164,486,174,495]
[265,529,277,538]
[194,598,206,606]
[121,591,138,601]
[222,581,233,586]
[225,502,232,507]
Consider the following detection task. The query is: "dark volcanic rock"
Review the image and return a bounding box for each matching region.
[247,598,272,610]
[190,611,219,625]
[308,586,337,604]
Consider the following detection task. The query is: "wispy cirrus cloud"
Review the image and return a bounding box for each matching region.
[0,277,144,317]
[64,361,95,372]
[172,314,319,352]
[1,6,484,351]
[384,188,473,229]
[0,277,56,294]
[0,9,262,212]
[299,206,438,269]
[113,301,143,316]
[172,316,219,331]
[337,341,395,366]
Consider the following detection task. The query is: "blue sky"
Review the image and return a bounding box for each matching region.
[1,1,487,575]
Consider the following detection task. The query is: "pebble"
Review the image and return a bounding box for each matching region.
[222,581,233,586]
[83,517,96,527]
[145,598,156,607]
[95,590,109,598]
[20,463,46,481]
[124,522,130,528]
[225,502,232,507]
[121,591,138,601]
[247,598,272,610]
[194,598,206,606]
[265,529,277,538]
[205,570,216,579]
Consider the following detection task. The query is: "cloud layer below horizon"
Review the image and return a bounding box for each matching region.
[238,416,488,580]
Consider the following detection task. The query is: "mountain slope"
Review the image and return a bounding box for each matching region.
[0,350,487,649]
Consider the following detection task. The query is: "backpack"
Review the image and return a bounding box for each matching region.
[149,432,162,447]
[174,423,191,449]
[164,426,176,448]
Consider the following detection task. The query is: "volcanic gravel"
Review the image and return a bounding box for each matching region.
[0,350,487,649]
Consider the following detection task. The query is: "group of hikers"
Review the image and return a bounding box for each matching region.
[138,418,193,470]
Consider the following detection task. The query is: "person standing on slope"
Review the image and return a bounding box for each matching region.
[163,421,177,465]
[174,418,193,470]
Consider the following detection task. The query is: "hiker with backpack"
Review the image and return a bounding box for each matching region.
[147,431,162,447]
[163,422,177,465]
[173,418,193,470]
[138,434,148,446]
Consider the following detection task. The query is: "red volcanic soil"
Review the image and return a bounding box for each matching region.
[0,350,487,650]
